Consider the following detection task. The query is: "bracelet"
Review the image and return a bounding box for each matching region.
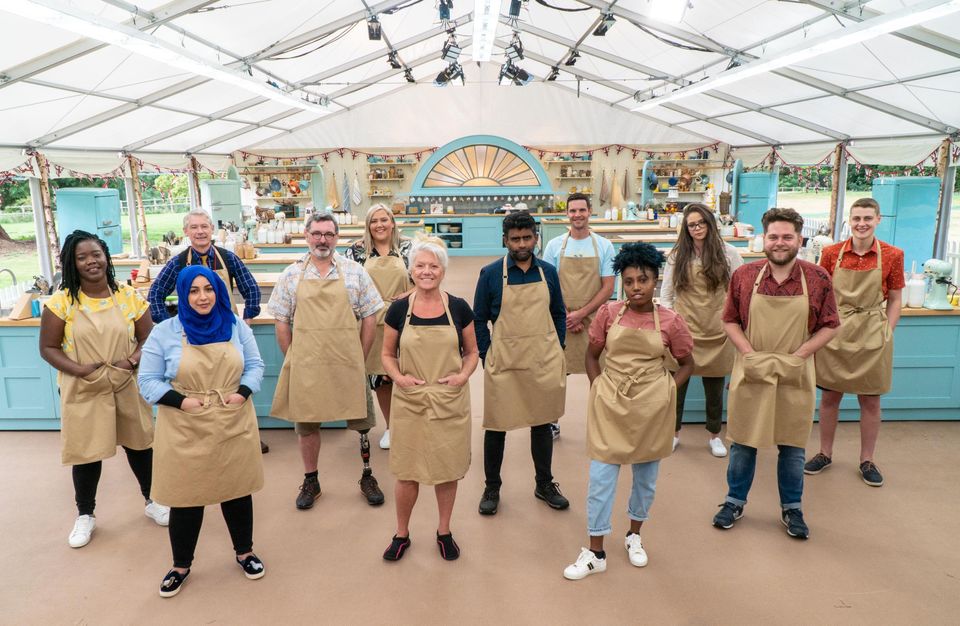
[127,357,137,369]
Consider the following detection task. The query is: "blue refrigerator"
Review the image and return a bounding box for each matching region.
[871,177,939,270]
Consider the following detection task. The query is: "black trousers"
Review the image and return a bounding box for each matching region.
[675,376,725,434]
[72,446,153,516]
[483,424,554,489]
[169,495,254,569]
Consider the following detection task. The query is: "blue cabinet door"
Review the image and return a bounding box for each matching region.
[736,172,778,231]
[872,177,939,269]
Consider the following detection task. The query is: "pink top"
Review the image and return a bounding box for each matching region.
[588,302,694,359]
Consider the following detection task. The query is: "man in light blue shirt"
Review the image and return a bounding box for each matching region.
[541,193,615,439]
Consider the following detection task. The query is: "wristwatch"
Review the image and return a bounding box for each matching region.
[127,357,139,369]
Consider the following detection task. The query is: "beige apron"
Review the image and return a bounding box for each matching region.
[59,294,153,465]
[815,240,892,395]
[191,247,237,306]
[675,257,735,378]
[727,264,816,448]
[483,257,566,431]
[558,233,602,375]
[363,253,410,375]
[271,258,367,422]
[588,304,676,464]
[390,293,471,484]
[152,335,263,507]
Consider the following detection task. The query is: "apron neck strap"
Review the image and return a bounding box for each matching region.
[560,232,598,256]
[613,301,660,332]
[501,256,545,287]
[837,238,881,269]
[303,255,343,282]
[406,290,453,325]
[755,262,808,297]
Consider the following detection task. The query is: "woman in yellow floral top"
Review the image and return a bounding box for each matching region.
[40,230,169,550]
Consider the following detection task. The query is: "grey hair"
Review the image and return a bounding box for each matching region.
[408,239,448,271]
[305,212,339,234]
[182,208,214,228]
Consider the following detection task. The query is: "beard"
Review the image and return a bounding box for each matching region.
[310,246,333,259]
[509,249,532,262]
[766,246,799,266]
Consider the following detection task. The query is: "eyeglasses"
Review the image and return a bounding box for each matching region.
[307,231,337,241]
[686,220,707,231]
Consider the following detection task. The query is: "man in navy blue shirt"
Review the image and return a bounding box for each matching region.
[474,211,569,516]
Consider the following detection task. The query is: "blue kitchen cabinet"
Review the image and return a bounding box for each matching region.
[200,179,242,227]
[871,177,940,269]
[55,188,123,254]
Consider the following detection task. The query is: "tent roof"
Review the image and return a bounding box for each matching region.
[1,0,959,162]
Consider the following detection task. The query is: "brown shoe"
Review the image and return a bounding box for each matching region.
[359,469,385,506]
[260,440,269,454]
[295,476,321,510]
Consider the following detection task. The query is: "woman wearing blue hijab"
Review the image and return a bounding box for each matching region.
[139,265,266,598]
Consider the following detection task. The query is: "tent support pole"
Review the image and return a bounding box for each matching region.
[28,176,54,282]
[126,155,149,255]
[934,137,955,259]
[187,156,201,211]
[828,142,848,240]
[34,152,61,272]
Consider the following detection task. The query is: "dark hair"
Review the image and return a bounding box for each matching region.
[502,210,537,237]
[305,212,339,234]
[566,192,591,210]
[613,242,665,277]
[669,203,731,294]
[761,207,804,234]
[850,197,880,214]
[59,230,118,304]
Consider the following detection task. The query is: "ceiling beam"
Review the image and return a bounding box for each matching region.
[662,103,780,145]
[123,96,267,151]
[296,13,473,88]
[513,41,777,145]
[575,0,958,135]
[511,19,847,140]
[186,110,301,153]
[801,0,960,59]
[0,0,218,90]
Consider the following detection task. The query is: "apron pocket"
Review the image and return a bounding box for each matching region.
[490,336,536,372]
[741,352,775,383]
[216,401,251,442]
[778,354,808,387]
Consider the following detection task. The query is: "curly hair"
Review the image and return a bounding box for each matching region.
[613,242,665,278]
[59,230,119,304]
[669,203,731,294]
[502,209,537,236]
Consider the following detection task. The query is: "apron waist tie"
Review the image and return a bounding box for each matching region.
[606,366,664,394]
[174,387,233,408]
[840,304,884,315]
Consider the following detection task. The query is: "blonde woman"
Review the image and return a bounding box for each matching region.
[345,204,413,450]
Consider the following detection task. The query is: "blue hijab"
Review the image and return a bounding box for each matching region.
[176,265,236,345]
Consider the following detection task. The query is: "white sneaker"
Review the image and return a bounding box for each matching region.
[68,514,96,548]
[625,533,648,567]
[672,436,680,452]
[709,437,728,458]
[379,429,390,450]
[563,547,606,580]
[145,501,170,526]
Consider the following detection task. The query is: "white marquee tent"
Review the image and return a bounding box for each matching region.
[1,0,959,177]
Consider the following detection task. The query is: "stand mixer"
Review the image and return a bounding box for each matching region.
[922,259,956,310]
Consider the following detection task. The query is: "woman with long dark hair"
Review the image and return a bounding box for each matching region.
[139,266,265,598]
[661,203,743,457]
[40,230,167,549]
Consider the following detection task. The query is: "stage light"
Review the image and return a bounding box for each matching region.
[498,60,532,86]
[404,68,416,83]
[564,50,580,66]
[593,13,615,36]
[387,51,401,69]
[435,62,465,86]
[367,15,382,40]
[442,36,462,62]
[505,35,524,61]
[546,66,559,81]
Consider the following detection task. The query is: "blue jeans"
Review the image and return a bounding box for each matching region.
[725,443,804,510]
[587,460,660,536]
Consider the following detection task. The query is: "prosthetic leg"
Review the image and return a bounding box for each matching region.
[358,429,385,506]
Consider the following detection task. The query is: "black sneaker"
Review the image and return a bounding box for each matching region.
[295,476,321,510]
[782,508,809,539]
[359,469,385,506]
[159,569,189,598]
[804,453,832,475]
[478,487,500,515]
[535,481,570,510]
[383,535,411,561]
[260,439,269,454]
[236,554,265,580]
[436,532,461,561]
[550,423,560,440]
[712,502,744,529]
[859,461,884,487]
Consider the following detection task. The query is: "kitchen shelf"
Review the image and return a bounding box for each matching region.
[643,159,724,166]
[544,160,592,164]
[652,190,708,195]
[367,161,415,166]
[368,193,393,198]
[256,196,307,201]
[368,178,405,181]
[241,167,315,174]
[557,176,593,180]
